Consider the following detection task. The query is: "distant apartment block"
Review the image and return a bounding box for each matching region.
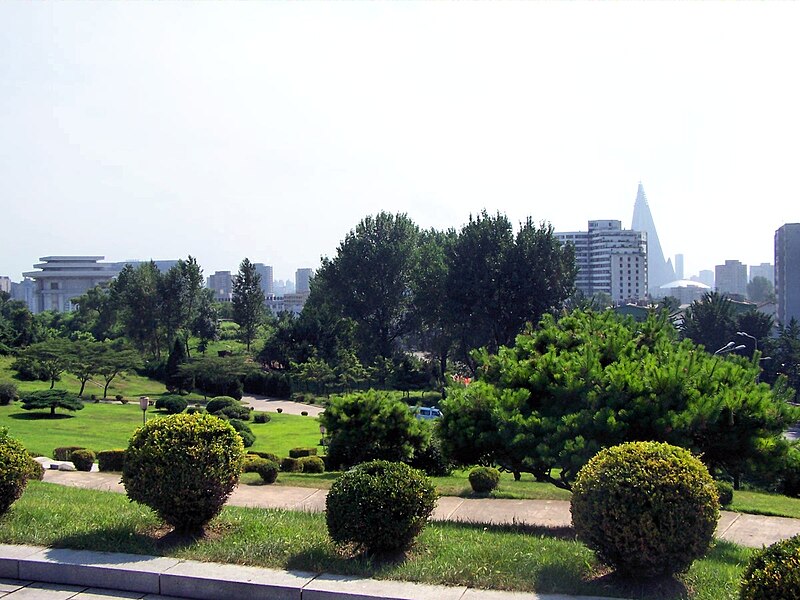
[22,256,120,313]
[715,260,747,298]
[295,268,313,294]
[556,220,648,304]
[674,254,684,280]
[776,224,800,325]
[254,263,274,297]
[207,271,233,302]
[692,270,715,289]
[266,292,308,316]
[749,262,774,285]
[10,278,36,311]
[0,276,10,294]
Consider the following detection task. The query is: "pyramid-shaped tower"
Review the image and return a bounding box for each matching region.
[631,183,675,295]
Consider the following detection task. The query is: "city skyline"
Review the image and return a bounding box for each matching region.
[2,2,797,281]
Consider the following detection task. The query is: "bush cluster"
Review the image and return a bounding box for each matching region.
[227,419,255,448]
[740,534,800,599]
[71,449,96,472]
[155,395,188,415]
[122,413,245,533]
[53,446,85,461]
[326,460,437,553]
[206,396,239,414]
[716,480,734,507]
[299,456,325,473]
[571,441,719,578]
[244,457,279,484]
[253,412,270,424]
[0,382,18,406]
[469,466,500,493]
[193,372,243,400]
[97,449,126,472]
[218,404,251,421]
[289,447,317,458]
[281,457,302,472]
[243,371,292,399]
[248,451,280,462]
[0,428,32,516]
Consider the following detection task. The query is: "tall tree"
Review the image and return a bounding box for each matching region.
[68,339,102,397]
[192,288,219,355]
[19,339,73,389]
[680,292,736,354]
[95,341,141,399]
[306,212,419,362]
[232,258,264,352]
[112,262,164,359]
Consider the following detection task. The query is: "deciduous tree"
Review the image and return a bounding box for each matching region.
[232,258,264,352]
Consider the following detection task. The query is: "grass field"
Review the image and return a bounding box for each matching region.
[0,481,753,600]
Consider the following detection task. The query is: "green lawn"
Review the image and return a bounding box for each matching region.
[0,481,753,600]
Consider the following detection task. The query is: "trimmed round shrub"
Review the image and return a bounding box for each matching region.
[469,466,500,493]
[53,446,85,461]
[276,407,283,413]
[0,382,18,406]
[218,404,251,421]
[122,413,245,533]
[326,460,437,553]
[300,411,308,416]
[252,458,279,484]
[715,480,734,507]
[160,397,188,415]
[97,449,126,472]
[248,451,279,462]
[253,412,270,424]
[71,449,95,472]
[289,447,317,459]
[0,429,31,515]
[299,455,325,473]
[206,396,239,414]
[26,458,45,481]
[740,534,800,599]
[571,441,719,578]
[281,457,302,472]
[227,419,255,448]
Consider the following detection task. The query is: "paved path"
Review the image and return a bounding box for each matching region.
[240,394,324,417]
[41,471,800,548]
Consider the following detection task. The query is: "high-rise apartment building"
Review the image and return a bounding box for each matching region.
[254,263,274,297]
[295,268,313,294]
[674,254,684,280]
[776,224,800,325]
[749,262,774,285]
[556,220,648,304]
[0,276,10,294]
[715,260,748,298]
[207,271,233,302]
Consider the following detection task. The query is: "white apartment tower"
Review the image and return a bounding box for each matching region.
[557,220,648,304]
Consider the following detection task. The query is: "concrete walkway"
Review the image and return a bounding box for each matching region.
[241,394,324,417]
[41,471,800,549]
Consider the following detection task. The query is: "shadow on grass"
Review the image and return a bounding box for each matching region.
[589,572,689,600]
[436,519,577,541]
[50,526,160,557]
[8,412,74,420]
[284,545,407,578]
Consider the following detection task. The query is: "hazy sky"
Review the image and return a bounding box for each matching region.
[2,1,799,283]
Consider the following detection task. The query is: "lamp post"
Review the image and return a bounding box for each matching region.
[319,424,327,447]
[714,342,746,356]
[737,331,757,354]
[139,396,149,426]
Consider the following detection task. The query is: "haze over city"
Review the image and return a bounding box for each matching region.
[2,2,799,281]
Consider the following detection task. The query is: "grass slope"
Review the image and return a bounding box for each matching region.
[0,481,752,600]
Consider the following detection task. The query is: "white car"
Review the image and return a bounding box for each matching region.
[412,406,442,420]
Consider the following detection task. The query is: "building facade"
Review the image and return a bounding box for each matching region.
[254,263,274,297]
[715,260,748,298]
[295,268,313,294]
[0,276,10,295]
[556,220,648,304]
[776,224,800,325]
[749,262,774,285]
[22,256,120,313]
[207,271,233,302]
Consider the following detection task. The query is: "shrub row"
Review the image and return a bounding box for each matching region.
[243,371,292,399]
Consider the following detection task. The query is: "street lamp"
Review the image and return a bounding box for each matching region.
[714,342,746,356]
[319,424,327,447]
[139,396,149,426]
[737,331,758,353]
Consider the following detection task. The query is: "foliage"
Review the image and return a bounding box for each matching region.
[299,455,325,473]
[0,293,41,350]
[53,446,86,461]
[326,460,437,553]
[571,442,719,578]
[409,433,453,477]
[289,447,317,458]
[242,370,292,399]
[0,428,31,515]
[18,340,73,389]
[469,466,501,493]
[206,396,240,414]
[0,381,18,406]
[252,458,279,483]
[227,418,255,448]
[439,309,799,490]
[280,457,302,472]
[739,534,800,600]
[716,480,734,507]
[747,275,775,303]
[218,404,251,421]
[178,357,246,399]
[320,390,428,469]
[21,389,84,417]
[94,341,142,399]
[253,412,270,424]
[159,396,188,415]
[165,337,190,393]
[122,413,245,533]
[26,458,44,481]
[70,449,95,472]
[97,449,126,472]
[232,258,265,352]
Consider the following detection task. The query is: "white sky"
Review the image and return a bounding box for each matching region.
[2,1,799,282]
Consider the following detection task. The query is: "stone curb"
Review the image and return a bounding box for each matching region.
[0,544,627,600]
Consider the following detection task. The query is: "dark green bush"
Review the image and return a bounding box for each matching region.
[10,356,49,381]
[185,406,204,415]
[121,413,245,533]
[571,441,719,578]
[326,460,437,553]
[0,428,32,515]
[218,404,251,421]
[740,534,800,599]
[97,449,126,472]
[410,434,453,477]
[301,411,308,416]
[0,382,18,406]
[26,458,45,481]
[53,446,85,461]
[248,451,279,462]
[276,407,283,414]
[242,371,292,399]
[250,458,279,484]
[715,480,734,507]
[253,412,270,424]
[206,396,239,414]
[299,455,325,473]
[289,447,317,459]
[281,457,302,472]
[71,449,95,472]
[469,466,500,493]
[227,419,255,448]
[160,397,188,415]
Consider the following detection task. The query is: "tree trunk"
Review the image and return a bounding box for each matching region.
[50,405,56,416]
[49,379,55,389]
[78,380,86,397]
